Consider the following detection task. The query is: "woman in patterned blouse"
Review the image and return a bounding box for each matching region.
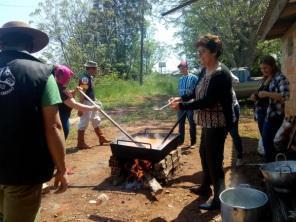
[170,34,233,210]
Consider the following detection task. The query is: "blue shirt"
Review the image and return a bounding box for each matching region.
[178,74,199,101]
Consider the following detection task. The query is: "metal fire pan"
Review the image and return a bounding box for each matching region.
[110,132,180,163]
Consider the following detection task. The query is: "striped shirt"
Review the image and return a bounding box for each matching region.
[178,74,199,101]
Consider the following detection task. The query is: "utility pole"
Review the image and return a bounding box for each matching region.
[139,1,145,85]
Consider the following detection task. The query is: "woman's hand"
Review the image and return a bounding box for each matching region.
[258,91,269,99]
[170,100,180,110]
[250,93,258,101]
[168,97,181,104]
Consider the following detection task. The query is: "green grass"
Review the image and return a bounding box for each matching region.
[94,74,179,109]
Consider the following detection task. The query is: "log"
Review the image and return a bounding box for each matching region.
[144,172,163,195]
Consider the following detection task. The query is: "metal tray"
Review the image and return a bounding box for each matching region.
[110,132,180,163]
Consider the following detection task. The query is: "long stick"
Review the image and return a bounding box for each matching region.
[77,89,137,143]
[160,111,187,146]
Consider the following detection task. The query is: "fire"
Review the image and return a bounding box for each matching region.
[127,159,152,181]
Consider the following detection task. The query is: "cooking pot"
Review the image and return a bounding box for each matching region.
[220,185,268,222]
[260,153,296,192]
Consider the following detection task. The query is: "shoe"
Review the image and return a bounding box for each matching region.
[199,199,220,210]
[77,130,91,149]
[235,158,243,167]
[94,127,111,145]
[190,186,212,196]
[189,144,197,149]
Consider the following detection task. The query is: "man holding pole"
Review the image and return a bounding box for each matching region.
[77,61,110,149]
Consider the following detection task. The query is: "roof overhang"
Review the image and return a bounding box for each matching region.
[257,0,296,40]
[161,0,198,16]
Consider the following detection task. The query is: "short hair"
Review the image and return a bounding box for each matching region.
[195,34,223,58]
[0,32,33,52]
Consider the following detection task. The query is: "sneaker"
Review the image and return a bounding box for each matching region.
[235,158,243,167]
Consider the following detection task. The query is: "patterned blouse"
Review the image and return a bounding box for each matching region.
[180,64,233,130]
[266,72,289,121]
[195,70,227,128]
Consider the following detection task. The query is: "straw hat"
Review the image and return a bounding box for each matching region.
[84,61,98,68]
[0,21,49,53]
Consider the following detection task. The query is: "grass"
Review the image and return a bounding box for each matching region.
[94,74,179,109]
[69,73,255,126]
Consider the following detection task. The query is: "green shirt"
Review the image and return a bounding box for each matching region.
[41,75,62,107]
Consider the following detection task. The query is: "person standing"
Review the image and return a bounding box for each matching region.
[251,55,289,162]
[0,21,68,222]
[229,71,244,166]
[53,64,99,139]
[77,61,110,149]
[170,34,233,210]
[177,60,199,147]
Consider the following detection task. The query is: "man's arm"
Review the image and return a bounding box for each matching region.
[41,74,68,192]
[42,105,68,192]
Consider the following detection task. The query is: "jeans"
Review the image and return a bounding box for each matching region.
[256,109,267,137]
[60,111,70,139]
[178,110,196,145]
[262,117,283,162]
[229,104,243,159]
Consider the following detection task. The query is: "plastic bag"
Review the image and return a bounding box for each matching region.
[274,118,293,151]
[257,137,265,156]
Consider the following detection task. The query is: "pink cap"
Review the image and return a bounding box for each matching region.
[178,60,188,68]
[54,65,74,86]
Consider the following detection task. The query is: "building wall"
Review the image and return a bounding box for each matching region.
[282,22,296,117]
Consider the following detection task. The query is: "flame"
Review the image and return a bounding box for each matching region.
[128,159,152,181]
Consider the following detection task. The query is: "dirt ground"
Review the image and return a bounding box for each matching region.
[40,115,264,222]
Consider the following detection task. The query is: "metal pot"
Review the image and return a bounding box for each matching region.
[260,154,296,192]
[220,185,268,222]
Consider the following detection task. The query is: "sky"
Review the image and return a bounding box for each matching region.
[0,0,180,72]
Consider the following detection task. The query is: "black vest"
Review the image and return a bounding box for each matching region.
[0,50,54,185]
[79,73,95,100]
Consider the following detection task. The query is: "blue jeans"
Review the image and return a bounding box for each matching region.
[256,109,267,137]
[178,110,196,145]
[229,105,243,159]
[262,117,283,162]
[59,111,70,139]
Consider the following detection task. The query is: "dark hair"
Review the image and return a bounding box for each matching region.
[195,34,223,58]
[0,32,33,52]
[260,55,278,73]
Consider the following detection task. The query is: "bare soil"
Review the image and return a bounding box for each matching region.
[40,115,263,222]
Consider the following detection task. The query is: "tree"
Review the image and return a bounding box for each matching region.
[30,0,155,79]
[161,0,270,68]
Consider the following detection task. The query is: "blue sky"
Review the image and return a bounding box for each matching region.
[0,0,40,27]
[0,0,180,71]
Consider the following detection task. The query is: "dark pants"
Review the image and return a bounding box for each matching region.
[256,109,267,137]
[178,110,196,145]
[0,184,42,222]
[199,127,227,200]
[229,104,243,159]
[59,111,70,139]
[262,117,283,162]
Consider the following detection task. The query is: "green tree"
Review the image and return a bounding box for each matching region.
[178,0,270,68]
[30,0,156,79]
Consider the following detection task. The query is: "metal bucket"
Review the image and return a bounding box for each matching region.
[219,185,268,222]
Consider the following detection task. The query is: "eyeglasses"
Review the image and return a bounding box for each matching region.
[197,48,209,55]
